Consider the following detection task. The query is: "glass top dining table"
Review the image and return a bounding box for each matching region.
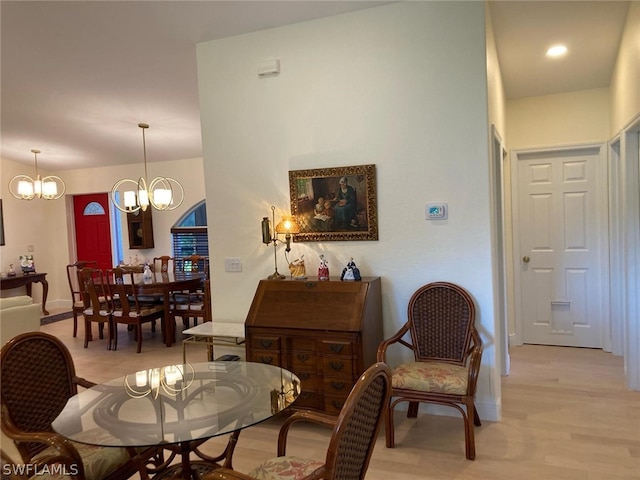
[52,362,300,479]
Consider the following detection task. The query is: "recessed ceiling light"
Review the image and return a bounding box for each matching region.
[546,44,568,58]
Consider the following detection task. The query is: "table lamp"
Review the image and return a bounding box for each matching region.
[261,206,300,280]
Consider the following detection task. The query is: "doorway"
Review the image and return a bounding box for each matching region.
[511,144,609,348]
[72,193,113,271]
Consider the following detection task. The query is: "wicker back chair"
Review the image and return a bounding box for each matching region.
[66,260,98,338]
[202,362,392,480]
[377,282,483,460]
[0,332,148,480]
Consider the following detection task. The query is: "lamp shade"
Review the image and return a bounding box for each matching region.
[275,216,301,234]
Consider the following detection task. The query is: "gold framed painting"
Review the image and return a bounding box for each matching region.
[289,164,378,242]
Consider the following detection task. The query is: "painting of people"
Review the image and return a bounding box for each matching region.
[288,164,378,242]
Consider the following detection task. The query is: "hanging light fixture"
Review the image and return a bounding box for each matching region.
[111,123,184,213]
[9,149,66,200]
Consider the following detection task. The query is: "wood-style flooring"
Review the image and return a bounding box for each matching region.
[3,313,639,479]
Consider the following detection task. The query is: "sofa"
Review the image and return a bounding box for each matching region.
[0,296,41,347]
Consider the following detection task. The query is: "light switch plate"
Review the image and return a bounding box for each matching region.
[224,258,242,272]
[425,203,448,220]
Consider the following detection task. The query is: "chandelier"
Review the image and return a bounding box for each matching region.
[111,123,184,213]
[8,149,66,200]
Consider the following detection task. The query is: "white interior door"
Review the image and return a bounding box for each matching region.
[512,144,609,348]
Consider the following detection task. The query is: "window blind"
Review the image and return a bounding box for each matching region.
[171,227,208,259]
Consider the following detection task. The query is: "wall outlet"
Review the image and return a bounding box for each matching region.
[26,244,35,252]
[224,257,242,272]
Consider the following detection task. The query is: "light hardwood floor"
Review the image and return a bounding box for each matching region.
[4,313,640,479]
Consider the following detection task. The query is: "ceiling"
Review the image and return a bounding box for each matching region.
[1,1,631,171]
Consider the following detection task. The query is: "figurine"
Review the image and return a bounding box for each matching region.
[288,255,307,279]
[7,264,16,277]
[143,263,153,282]
[318,254,329,281]
[341,257,361,281]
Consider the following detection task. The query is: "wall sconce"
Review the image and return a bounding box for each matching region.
[111,123,184,213]
[9,149,66,200]
[261,205,300,280]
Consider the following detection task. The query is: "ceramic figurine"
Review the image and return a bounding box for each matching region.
[340,257,361,281]
[7,264,16,277]
[288,255,307,279]
[318,254,329,281]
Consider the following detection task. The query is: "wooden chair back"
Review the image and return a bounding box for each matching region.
[66,260,98,337]
[153,256,174,273]
[176,255,209,278]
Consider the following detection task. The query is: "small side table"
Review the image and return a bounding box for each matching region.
[182,321,245,363]
[0,272,49,315]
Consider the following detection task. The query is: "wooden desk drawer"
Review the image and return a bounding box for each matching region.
[251,336,281,351]
[323,378,352,396]
[321,340,355,356]
[291,351,316,370]
[293,391,324,411]
[295,371,320,391]
[322,356,354,378]
[249,350,280,365]
[324,394,349,415]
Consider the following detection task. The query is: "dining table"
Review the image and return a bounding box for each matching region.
[52,361,300,480]
[126,270,206,347]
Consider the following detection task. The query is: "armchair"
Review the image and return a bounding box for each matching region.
[377,282,483,460]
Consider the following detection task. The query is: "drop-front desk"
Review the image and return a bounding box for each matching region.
[245,276,382,415]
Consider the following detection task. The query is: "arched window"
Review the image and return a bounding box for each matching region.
[171,200,208,258]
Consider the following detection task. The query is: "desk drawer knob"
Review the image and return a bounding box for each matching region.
[260,339,273,349]
[329,344,344,354]
[297,353,310,363]
[260,356,274,364]
[330,381,346,391]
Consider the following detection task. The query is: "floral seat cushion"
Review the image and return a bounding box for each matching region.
[248,456,324,480]
[33,429,137,480]
[391,362,468,395]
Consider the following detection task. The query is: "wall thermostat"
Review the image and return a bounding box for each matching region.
[425,203,448,220]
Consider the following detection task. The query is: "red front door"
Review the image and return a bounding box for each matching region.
[73,193,113,271]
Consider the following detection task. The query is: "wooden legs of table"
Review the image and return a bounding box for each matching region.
[25,276,49,315]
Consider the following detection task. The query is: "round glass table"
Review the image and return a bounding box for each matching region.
[52,362,300,479]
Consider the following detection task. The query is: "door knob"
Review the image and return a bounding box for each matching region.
[523,256,530,263]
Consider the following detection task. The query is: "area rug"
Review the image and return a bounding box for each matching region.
[41,311,73,326]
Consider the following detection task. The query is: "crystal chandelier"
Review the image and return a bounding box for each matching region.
[9,149,66,200]
[111,123,184,213]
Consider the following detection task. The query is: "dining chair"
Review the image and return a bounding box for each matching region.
[201,362,392,480]
[153,256,174,273]
[376,281,483,460]
[173,255,209,328]
[0,331,155,480]
[175,254,209,277]
[171,278,212,339]
[79,267,113,350]
[66,260,98,338]
[106,267,165,353]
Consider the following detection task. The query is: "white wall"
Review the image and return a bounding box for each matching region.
[197,2,501,420]
[507,88,611,149]
[610,1,640,135]
[0,156,204,309]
